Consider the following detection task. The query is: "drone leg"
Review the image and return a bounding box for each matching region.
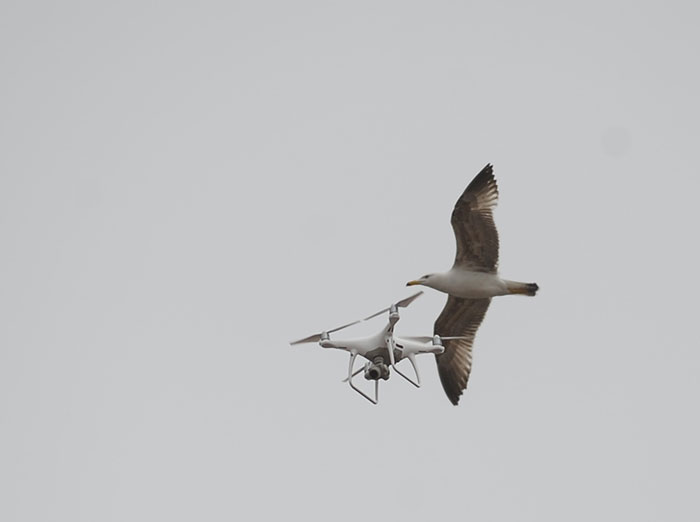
[341,366,364,383]
[391,353,421,388]
[385,335,397,367]
[408,354,421,386]
[347,352,378,405]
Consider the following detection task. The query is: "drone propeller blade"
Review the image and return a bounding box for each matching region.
[289,333,322,345]
[363,291,424,321]
[327,319,361,334]
[363,307,390,321]
[290,319,361,345]
[403,335,471,343]
[395,291,424,309]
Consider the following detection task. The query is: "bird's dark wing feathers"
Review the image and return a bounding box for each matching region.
[434,296,491,405]
[451,164,500,272]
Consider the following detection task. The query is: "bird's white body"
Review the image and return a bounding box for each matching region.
[421,269,510,299]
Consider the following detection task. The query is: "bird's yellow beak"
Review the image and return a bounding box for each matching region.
[406,280,421,286]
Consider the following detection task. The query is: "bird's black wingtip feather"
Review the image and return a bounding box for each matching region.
[444,384,463,406]
[463,162,498,199]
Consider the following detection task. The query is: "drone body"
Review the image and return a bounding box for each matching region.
[291,292,466,404]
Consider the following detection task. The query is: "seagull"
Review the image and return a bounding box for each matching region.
[406,164,538,405]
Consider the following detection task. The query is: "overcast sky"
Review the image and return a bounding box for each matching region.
[2,1,699,520]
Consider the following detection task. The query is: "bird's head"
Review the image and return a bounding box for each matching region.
[406,274,434,288]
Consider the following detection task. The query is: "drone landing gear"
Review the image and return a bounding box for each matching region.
[344,350,423,404]
[390,354,421,388]
[346,352,379,404]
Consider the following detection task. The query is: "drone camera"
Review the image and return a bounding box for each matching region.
[364,358,390,381]
[365,367,382,380]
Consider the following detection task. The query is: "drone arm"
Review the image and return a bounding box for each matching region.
[396,338,445,357]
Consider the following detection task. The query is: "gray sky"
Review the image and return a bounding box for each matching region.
[2,1,699,520]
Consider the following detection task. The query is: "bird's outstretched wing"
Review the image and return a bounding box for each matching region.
[451,164,499,272]
[434,296,491,405]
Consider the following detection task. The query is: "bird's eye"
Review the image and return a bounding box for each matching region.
[422,274,430,279]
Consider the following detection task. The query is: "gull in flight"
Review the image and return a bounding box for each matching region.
[406,164,538,405]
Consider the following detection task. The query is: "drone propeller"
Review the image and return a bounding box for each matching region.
[363,291,424,321]
[289,319,361,345]
[403,335,471,343]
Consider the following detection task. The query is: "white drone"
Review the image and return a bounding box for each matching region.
[290,291,468,404]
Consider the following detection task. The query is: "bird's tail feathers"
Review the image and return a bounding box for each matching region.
[505,281,539,296]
